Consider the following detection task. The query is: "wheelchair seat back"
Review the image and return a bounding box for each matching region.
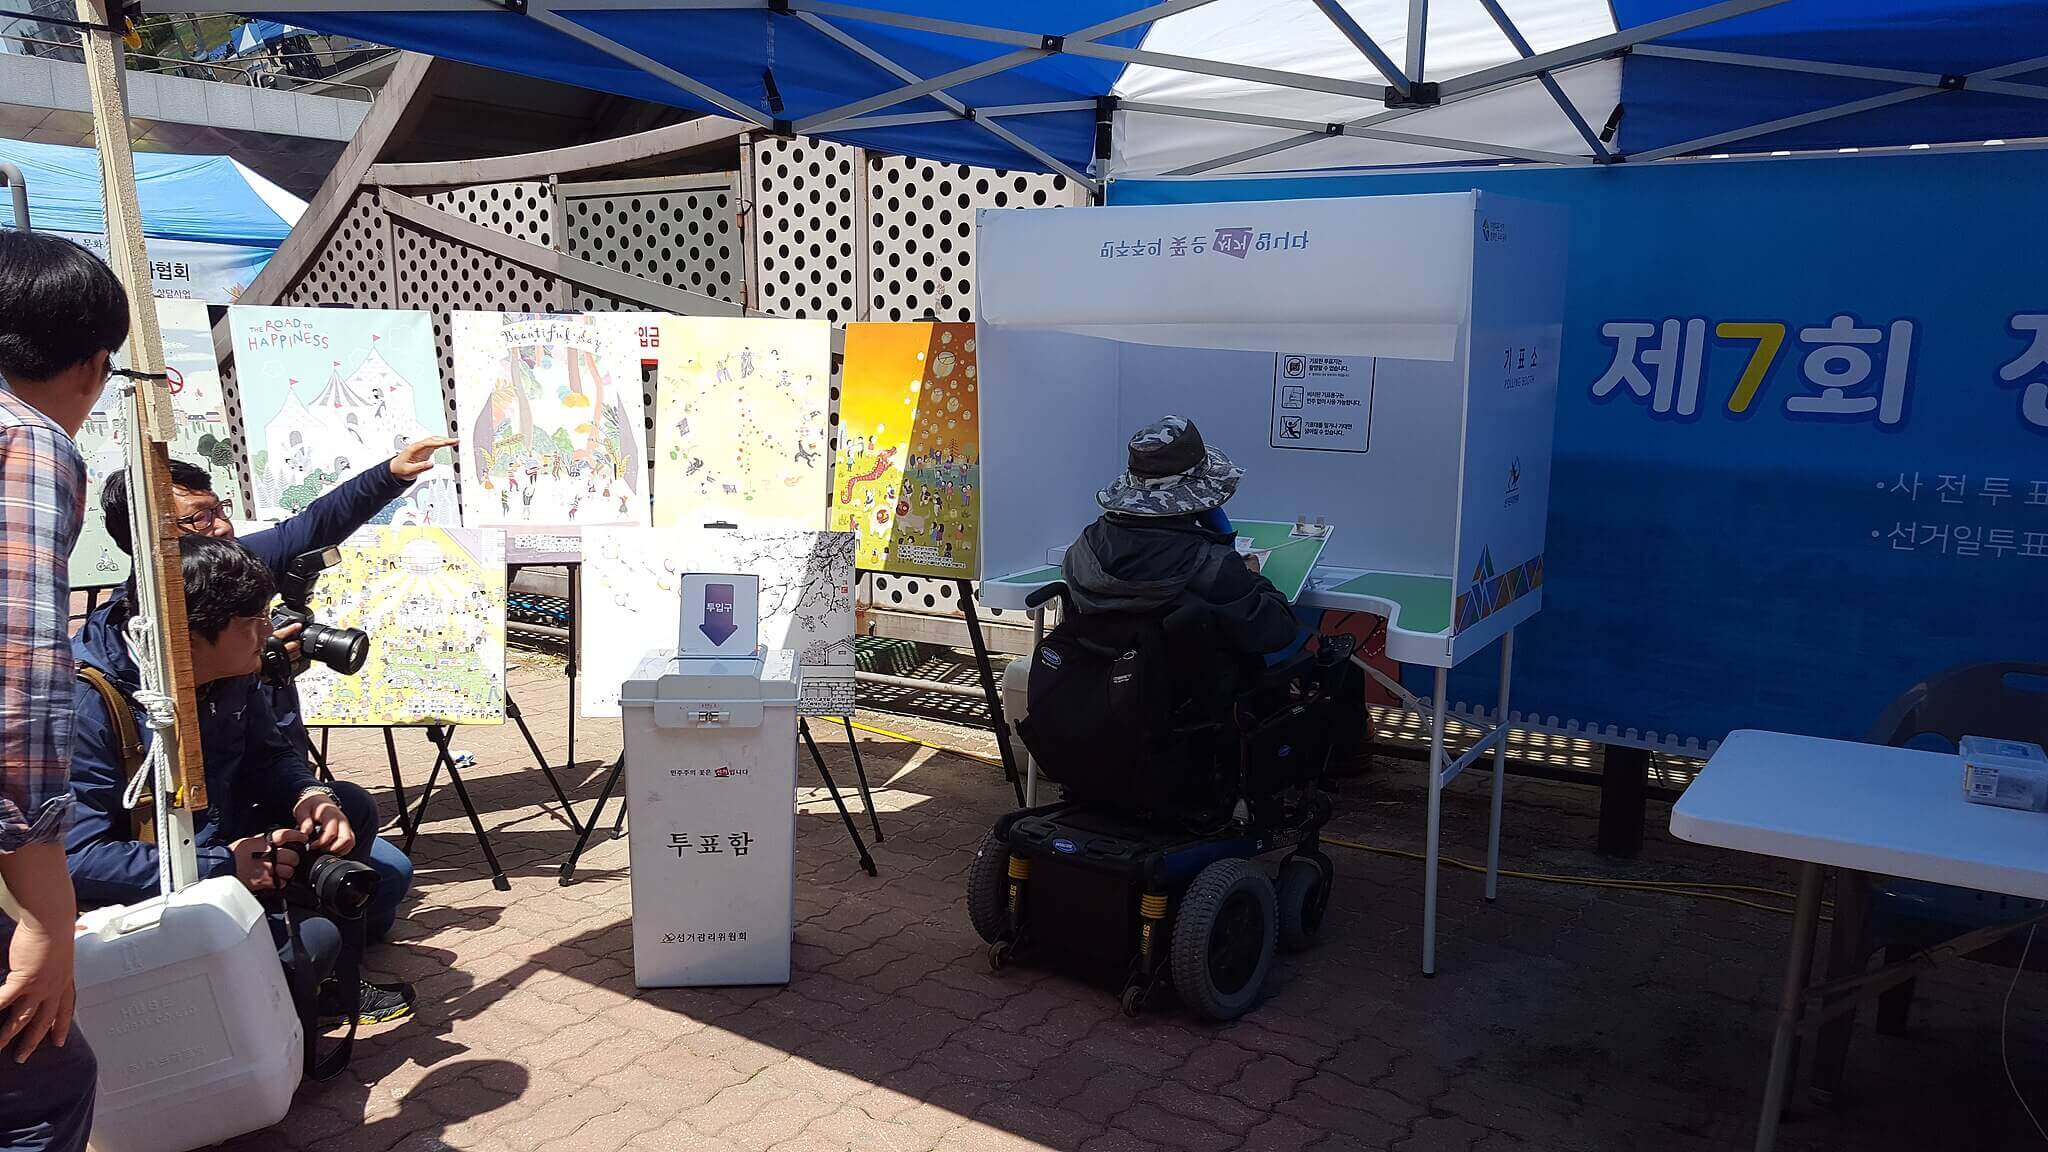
[1018,598,1236,820]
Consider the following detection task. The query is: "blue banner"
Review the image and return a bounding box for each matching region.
[1116,149,2048,750]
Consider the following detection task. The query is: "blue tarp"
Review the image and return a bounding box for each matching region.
[0,137,293,247]
[255,1,2048,175]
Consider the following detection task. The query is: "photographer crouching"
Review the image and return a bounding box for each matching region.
[64,536,415,1028]
[92,439,455,955]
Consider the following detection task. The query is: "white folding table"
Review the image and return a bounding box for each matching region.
[1671,729,2048,1152]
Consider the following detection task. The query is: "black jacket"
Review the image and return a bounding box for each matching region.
[1061,513,1298,658]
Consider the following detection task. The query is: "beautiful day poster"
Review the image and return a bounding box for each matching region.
[228,306,455,525]
[452,311,649,529]
[71,299,237,586]
[830,322,982,579]
[651,315,830,530]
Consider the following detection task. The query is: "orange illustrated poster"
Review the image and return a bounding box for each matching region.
[831,323,981,579]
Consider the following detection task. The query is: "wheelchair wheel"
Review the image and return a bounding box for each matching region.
[1277,855,1332,952]
[967,831,1010,945]
[1170,859,1277,1020]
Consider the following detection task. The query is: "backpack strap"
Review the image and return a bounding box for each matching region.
[76,665,153,845]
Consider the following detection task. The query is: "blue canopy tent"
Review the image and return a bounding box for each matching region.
[136,0,2048,190]
[0,138,305,301]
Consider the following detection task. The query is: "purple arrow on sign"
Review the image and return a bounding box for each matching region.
[700,583,738,645]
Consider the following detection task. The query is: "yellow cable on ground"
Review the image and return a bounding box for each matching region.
[846,720,1819,920]
[847,718,1005,768]
[1323,835,1827,920]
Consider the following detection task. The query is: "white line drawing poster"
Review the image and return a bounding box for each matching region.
[452,311,650,529]
[72,298,238,586]
[298,527,507,727]
[227,306,456,525]
[581,525,855,718]
[651,315,831,530]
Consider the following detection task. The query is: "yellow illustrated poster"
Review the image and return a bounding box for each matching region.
[651,316,831,529]
[298,528,507,727]
[831,323,981,579]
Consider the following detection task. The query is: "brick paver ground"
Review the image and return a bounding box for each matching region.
[220,660,2048,1152]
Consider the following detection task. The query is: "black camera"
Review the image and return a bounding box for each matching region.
[262,547,370,686]
[293,831,380,920]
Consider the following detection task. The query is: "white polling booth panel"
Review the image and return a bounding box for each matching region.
[975,192,1564,668]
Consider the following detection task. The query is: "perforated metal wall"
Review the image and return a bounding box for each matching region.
[864,158,1083,323]
[745,136,1089,627]
[562,176,743,312]
[749,135,861,323]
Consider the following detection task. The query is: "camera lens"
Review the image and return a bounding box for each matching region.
[305,853,379,918]
[302,623,370,676]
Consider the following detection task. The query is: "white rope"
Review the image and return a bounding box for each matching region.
[123,612,184,895]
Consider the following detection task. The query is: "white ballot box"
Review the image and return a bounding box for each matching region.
[621,648,800,986]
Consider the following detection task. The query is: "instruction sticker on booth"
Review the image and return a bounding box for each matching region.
[1270,354,1374,453]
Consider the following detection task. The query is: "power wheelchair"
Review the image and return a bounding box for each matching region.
[967,581,1356,1020]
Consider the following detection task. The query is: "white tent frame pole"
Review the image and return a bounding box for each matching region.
[1474,0,1608,159]
[1437,0,1793,97]
[527,2,773,126]
[1312,0,1409,94]
[833,102,1097,131]
[1157,76,1524,175]
[794,0,1225,133]
[1633,51,2048,162]
[1633,42,2048,102]
[1117,99,1593,165]
[1405,0,1427,83]
[794,11,1098,191]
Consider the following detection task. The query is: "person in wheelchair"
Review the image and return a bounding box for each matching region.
[1023,415,1341,828]
[1060,414,1299,665]
[985,417,1349,1020]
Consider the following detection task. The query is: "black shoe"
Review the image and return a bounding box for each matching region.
[318,979,416,1028]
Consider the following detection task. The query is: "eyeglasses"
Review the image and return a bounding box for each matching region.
[173,500,232,532]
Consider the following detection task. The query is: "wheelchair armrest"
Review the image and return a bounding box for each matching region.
[1024,581,1068,611]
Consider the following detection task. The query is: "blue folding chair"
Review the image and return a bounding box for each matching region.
[1810,662,2048,1105]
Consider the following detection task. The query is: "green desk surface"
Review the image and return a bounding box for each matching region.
[1326,572,1453,636]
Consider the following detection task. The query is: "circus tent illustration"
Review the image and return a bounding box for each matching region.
[265,345,424,487]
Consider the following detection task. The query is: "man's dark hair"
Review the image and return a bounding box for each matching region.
[0,231,131,382]
[101,460,218,555]
[178,536,274,643]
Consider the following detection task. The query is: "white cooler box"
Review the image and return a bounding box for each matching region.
[622,649,799,987]
[74,877,301,1152]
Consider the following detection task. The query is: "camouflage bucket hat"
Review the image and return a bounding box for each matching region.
[1097,415,1244,518]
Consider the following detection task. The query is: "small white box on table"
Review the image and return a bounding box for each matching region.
[1961,735,2048,812]
[621,647,800,987]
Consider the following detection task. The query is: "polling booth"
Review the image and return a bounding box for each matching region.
[974,192,1565,974]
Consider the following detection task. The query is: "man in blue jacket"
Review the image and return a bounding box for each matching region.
[91,438,452,1005]
[67,536,414,1025]
[99,435,455,741]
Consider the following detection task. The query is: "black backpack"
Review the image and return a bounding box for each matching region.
[1019,599,1228,818]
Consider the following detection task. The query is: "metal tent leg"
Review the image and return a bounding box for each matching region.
[1486,629,1514,902]
[1422,665,1448,977]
